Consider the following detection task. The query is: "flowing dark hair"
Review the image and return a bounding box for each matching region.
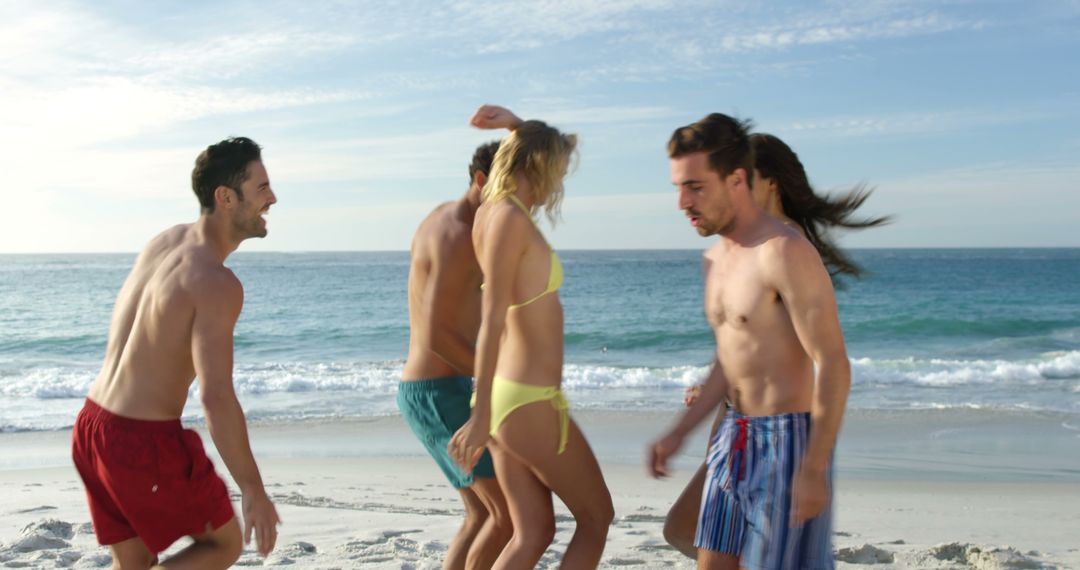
[751,133,891,280]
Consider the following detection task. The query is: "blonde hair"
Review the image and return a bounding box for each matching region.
[482,120,577,225]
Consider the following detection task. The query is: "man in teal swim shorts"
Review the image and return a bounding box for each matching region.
[400,140,512,569]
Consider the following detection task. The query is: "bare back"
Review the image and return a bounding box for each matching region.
[705,217,822,415]
[402,202,483,380]
[87,224,239,420]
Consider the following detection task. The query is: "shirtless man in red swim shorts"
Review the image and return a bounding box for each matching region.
[72,137,281,569]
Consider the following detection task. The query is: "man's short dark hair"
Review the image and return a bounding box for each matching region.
[667,114,754,183]
[192,137,262,213]
[468,141,501,181]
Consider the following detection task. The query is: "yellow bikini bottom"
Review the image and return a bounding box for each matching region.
[473,376,569,454]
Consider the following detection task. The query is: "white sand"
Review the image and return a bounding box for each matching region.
[1,413,1078,569]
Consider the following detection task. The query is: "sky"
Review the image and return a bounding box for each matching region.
[1,0,1078,253]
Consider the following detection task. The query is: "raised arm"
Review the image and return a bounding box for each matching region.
[192,271,280,556]
[422,235,476,376]
[469,104,523,131]
[448,205,529,471]
[767,236,851,524]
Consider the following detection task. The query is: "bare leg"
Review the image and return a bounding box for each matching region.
[107,536,157,570]
[444,487,488,570]
[155,518,243,569]
[664,462,707,558]
[491,444,556,570]
[696,549,740,570]
[496,403,614,569]
[466,476,512,569]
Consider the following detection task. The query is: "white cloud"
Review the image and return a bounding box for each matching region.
[447,0,686,53]
[0,0,1072,253]
[777,107,1057,139]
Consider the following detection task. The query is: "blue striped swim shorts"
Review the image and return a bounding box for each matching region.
[694,410,834,570]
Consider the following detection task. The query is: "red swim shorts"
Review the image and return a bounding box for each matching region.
[71,399,235,554]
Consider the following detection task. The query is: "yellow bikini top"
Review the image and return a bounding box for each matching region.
[492,194,563,310]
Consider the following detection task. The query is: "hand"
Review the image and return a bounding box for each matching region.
[789,464,828,526]
[646,431,685,479]
[242,489,281,557]
[448,416,490,473]
[469,104,523,131]
[683,384,703,407]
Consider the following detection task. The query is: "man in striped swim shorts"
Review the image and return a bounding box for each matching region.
[648,112,851,570]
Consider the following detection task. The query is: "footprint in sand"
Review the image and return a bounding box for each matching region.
[605,557,648,566]
[340,529,427,562]
[927,542,1051,569]
[835,543,894,564]
[233,552,265,566]
[634,542,677,553]
[75,552,112,568]
[7,519,74,552]
[617,513,666,524]
[11,505,58,514]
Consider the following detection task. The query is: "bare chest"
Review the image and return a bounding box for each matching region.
[703,255,783,330]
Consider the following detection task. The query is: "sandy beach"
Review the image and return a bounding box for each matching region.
[1,410,1078,569]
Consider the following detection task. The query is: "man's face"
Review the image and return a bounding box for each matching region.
[231,161,276,239]
[671,152,735,237]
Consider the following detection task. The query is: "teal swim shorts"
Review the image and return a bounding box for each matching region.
[397,376,496,488]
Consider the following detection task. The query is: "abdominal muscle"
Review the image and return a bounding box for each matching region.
[718,325,816,416]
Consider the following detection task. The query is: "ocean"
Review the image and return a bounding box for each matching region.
[1,249,1078,433]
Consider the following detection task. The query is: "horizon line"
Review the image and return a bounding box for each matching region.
[2,245,1079,256]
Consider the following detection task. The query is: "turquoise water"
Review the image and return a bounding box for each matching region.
[1,249,1078,431]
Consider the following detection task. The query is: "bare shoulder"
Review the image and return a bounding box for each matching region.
[704,241,726,262]
[423,204,474,259]
[148,224,190,252]
[187,257,243,312]
[476,199,532,244]
[760,227,829,284]
[134,224,190,265]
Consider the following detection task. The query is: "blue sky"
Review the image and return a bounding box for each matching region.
[1,0,1077,252]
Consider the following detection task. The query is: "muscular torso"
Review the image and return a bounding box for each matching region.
[87,224,227,420]
[706,223,815,416]
[402,203,483,380]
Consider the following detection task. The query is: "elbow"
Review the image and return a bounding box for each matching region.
[199,386,238,418]
[817,355,852,389]
[833,360,853,394]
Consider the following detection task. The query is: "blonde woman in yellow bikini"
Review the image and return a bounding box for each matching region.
[449,105,614,569]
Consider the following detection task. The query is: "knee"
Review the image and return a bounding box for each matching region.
[510,520,556,557]
[204,522,244,566]
[575,495,615,537]
[483,501,512,537]
[222,531,244,565]
[488,514,513,545]
[111,552,155,570]
[463,505,490,532]
[662,515,694,555]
